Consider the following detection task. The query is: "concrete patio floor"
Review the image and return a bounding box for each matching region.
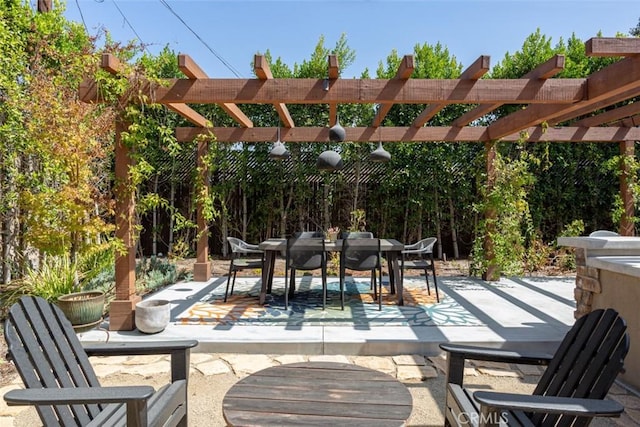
[80,274,578,357]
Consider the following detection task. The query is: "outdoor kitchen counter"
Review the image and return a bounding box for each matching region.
[558,235,640,390]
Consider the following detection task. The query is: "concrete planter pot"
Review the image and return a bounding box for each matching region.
[135,299,170,334]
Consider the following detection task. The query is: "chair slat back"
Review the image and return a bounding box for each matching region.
[342,238,381,271]
[287,236,325,270]
[532,308,629,427]
[5,296,103,426]
[340,231,374,239]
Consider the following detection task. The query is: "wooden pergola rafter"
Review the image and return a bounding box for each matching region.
[86,37,640,330]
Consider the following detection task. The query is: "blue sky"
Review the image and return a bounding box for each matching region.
[61,1,638,78]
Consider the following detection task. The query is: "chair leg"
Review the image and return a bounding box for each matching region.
[377,266,382,311]
[339,266,345,311]
[288,269,296,299]
[224,266,234,302]
[322,269,327,310]
[372,268,378,301]
[431,260,440,303]
[284,268,289,310]
[423,267,431,295]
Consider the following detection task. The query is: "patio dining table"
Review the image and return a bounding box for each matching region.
[258,238,405,306]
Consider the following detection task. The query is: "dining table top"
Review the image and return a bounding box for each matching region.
[258,237,405,252]
[222,361,413,426]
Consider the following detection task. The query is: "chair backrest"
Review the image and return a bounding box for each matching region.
[294,231,324,239]
[531,308,629,426]
[589,230,620,237]
[5,296,104,426]
[341,238,381,271]
[287,235,326,270]
[227,236,262,255]
[340,231,374,239]
[416,237,437,253]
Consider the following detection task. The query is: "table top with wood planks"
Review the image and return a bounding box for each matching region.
[222,361,413,426]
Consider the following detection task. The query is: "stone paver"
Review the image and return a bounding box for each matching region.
[308,355,350,364]
[220,354,277,375]
[194,359,231,376]
[393,354,426,366]
[397,364,438,381]
[351,356,396,375]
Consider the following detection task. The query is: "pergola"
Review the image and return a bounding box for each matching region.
[80,37,640,330]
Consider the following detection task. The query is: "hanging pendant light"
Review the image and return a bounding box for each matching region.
[369,128,391,162]
[268,127,290,160]
[316,149,343,171]
[329,116,346,142]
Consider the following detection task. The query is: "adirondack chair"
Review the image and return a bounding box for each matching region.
[3,296,198,427]
[440,308,629,427]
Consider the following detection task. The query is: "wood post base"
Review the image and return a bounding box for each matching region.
[193,262,211,282]
[109,296,141,331]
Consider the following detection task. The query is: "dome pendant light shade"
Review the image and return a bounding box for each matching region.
[369,141,391,162]
[316,150,343,171]
[268,128,290,160]
[329,117,346,142]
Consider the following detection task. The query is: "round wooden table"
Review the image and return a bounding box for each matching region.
[223,361,413,426]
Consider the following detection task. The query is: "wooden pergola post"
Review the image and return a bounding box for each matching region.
[620,140,636,236]
[193,139,211,281]
[110,116,140,330]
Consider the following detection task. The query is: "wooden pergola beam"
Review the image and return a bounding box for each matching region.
[548,87,640,125]
[452,54,565,127]
[80,77,585,105]
[101,53,212,128]
[254,54,295,128]
[177,54,252,128]
[487,55,640,140]
[372,55,414,127]
[413,55,490,128]
[175,125,640,143]
[586,37,640,57]
[575,101,640,127]
[328,55,339,126]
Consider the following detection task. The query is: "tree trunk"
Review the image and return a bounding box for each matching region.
[168,178,176,255]
[434,187,443,260]
[448,196,459,259]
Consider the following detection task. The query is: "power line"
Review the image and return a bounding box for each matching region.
[157,0,243,77]
[112,0,150,55]
[74,0,88,34]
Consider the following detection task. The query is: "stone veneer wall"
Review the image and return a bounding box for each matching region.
[572,247,601,319]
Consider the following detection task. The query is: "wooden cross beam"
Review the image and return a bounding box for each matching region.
[452,54,565,128]
[178,54,252,128]
[254,54,295,128]
[413,55,490,128]
[486,55,640,140]
[372,55,415,127]
[175,125,640,143]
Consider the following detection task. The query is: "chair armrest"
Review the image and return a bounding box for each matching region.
[403,242,420,250]
[439,343,553,365]
[244,244,261,251]
[4,386,154,406]
[83,340,198,356]
[440,343,552,386]
[84,340,198,382]
[473,391,624,418]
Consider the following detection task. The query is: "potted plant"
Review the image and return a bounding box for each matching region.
[6,246,114,332]
[326,226,340,242]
